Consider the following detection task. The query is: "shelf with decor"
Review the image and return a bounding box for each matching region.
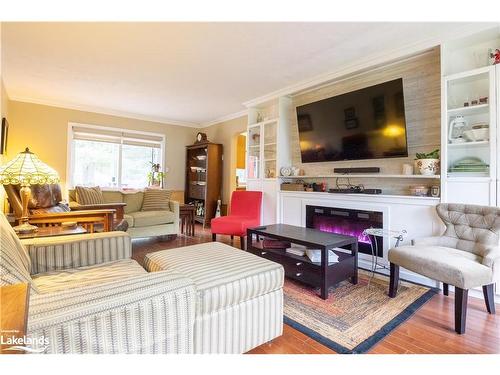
[248,118,279,128]
[278,174,441,179]
[185,139,223,226]
[245,96,293,225]
[447,141,489,148]
[447,103,489,115]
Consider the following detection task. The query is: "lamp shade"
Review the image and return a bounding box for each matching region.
[0,147,60,186]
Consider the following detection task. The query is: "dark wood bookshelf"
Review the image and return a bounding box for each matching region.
[184,142,223,227]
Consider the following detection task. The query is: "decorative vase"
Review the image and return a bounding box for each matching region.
[415,159,440,176]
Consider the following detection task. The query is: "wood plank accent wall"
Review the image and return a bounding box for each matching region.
[288,48,441,195]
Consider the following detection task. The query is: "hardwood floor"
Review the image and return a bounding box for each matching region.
[132,225,500,354]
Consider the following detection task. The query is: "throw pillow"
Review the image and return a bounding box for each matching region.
[75,186,105,205]
[141,189,172,211]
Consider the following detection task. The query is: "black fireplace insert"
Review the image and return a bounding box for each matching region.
[306,205,383,257]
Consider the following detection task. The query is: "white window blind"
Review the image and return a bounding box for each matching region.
[72,126,163,148]
[69,124,164,189]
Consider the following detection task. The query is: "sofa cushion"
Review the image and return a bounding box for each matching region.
[0,214,37,292]
[123,192,144,214]
[389,245,493,289]
[75,186,104,205]
[130,210,176,227]
[102,190,124,203]
[141,189,172,211]
[32,259,147,294]
[123,214,135,227]
[144,242,284,314]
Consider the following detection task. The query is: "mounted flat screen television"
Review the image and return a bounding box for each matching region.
[296,78,408,163]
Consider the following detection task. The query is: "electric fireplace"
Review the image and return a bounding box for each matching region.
[306,205,383,256]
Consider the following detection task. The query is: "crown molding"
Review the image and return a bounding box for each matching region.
[243,23,498,108]
[199,109,248,128]
[7,95,201,128]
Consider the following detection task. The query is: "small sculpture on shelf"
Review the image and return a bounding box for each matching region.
[490,48,500,65]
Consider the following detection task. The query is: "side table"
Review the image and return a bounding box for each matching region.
[0,283,30,354]
[179,204,196,236]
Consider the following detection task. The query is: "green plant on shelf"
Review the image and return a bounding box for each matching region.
[415,149,440,160]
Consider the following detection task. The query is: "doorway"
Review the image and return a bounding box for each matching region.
[235,132,246,190]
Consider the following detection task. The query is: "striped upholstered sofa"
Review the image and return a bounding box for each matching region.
[0,213,283,354]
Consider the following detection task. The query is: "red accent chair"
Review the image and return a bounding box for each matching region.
[211,190,263,249]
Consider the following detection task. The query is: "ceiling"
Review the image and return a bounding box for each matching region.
[1,22,494,127]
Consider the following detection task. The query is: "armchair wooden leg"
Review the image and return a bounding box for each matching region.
[212,233,216,241]
[482,284,496,314]
[230,235,234,241]
[443,283,449,296]
[388,263,399,298]
[239,236,245,250]
[455,287,468,334]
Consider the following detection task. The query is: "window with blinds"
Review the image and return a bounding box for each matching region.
[69,124,164,189]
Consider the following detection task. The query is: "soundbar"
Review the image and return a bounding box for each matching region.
[329,187,362,194]
[329,188,382,195]
[333,167,380,174]
[363,189,382,194]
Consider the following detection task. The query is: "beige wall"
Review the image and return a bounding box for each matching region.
[0,81,7,123]
[204,116,247,204]
[6,100,197,194]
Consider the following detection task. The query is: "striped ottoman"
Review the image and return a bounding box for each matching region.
[144,242,284,353]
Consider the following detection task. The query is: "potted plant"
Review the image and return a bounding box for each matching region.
[415,149,440,176]
[147,162,164,187]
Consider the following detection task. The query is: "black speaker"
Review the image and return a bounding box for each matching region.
[333,167,380,174]
[363,189,382,194]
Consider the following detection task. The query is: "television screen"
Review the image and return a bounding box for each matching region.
[296,78,408,163]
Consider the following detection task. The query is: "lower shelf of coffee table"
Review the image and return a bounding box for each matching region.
[247,245,355,287]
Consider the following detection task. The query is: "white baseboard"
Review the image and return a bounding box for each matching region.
[358,258,500,304]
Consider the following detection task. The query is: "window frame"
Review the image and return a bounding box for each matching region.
[67,122,166,190]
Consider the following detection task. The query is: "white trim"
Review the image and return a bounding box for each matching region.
[9,95,200,128]
[67,122,166,189]
[243,23,497,108]
[199,109,248,128]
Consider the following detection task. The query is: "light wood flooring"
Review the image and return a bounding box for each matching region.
[132,225,500,354]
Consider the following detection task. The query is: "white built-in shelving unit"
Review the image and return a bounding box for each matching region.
[246,97,293,225]
[441,26,500,206]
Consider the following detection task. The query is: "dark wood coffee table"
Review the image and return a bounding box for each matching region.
[247,224,358,299]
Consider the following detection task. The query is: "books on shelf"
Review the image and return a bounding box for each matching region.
[262,239,291,249]
[306,249,339,263]
[284,244,340,263]
[286,246,306,257]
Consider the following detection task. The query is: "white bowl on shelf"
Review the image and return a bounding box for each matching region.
[463,128,489,142]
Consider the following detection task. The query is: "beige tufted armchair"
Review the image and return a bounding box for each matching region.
[388,203,499,334]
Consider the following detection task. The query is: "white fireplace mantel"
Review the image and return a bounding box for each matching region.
[277,190,442,265]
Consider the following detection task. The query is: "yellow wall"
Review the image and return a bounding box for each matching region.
[204,116,247,204]
[6,100,197,194]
